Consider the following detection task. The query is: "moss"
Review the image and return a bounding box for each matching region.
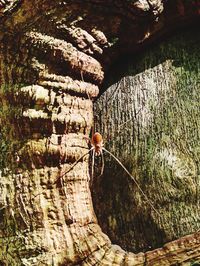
[0,84,25,171]
[190,261,200,266]
[93,28,200,252]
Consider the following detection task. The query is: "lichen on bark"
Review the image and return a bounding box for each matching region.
[0,0,199,265]
[93,27,200,252]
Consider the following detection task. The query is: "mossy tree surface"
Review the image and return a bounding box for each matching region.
[0,0,200,265]
[94,28,200,252]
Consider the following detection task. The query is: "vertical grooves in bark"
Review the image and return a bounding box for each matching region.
[0,1,199,265]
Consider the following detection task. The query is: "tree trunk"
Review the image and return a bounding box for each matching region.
[93,26,200,253]
[0,0,199,265]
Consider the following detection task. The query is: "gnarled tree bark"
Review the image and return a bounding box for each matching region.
[94,26,200,253]
[0,0,199,265]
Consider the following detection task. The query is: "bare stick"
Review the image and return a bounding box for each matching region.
[55,147,94,184]
[102,147,159,216]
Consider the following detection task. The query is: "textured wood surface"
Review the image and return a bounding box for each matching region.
[0,1,199,265]
[94,28,200,253]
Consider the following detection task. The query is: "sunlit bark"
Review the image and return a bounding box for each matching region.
[0,0,199,265]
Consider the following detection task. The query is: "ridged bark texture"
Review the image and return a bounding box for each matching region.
[0,0,199,265]
[94,28,200,253]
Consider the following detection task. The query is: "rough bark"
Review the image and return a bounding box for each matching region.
[94,27,200,253]
[0,0,199,265]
